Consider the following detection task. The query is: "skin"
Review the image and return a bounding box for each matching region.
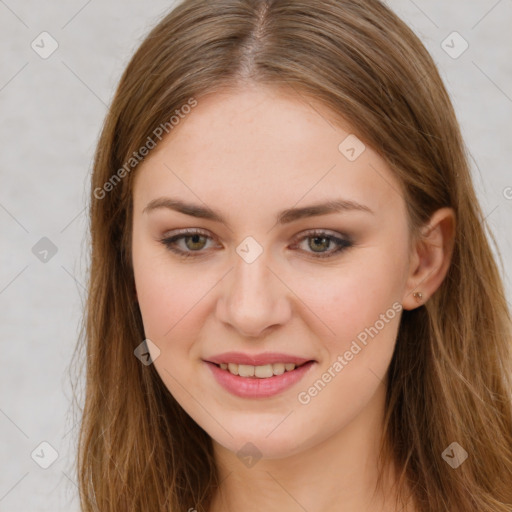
[131,83,455,512]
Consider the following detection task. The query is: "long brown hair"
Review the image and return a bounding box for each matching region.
[71,0,512,510]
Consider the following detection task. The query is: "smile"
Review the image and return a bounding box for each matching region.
[204,360,316,398]
[215,362,305,378]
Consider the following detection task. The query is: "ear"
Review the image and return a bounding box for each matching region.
[402,207,456,311]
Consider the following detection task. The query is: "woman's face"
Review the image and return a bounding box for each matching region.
[131,85,414,459]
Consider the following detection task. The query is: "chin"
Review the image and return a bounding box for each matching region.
[209,422,312,462]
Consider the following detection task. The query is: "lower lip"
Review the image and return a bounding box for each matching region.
[204,361,316,398]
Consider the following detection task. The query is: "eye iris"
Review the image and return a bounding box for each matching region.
[309,236,330,252]
[185,234,207,251]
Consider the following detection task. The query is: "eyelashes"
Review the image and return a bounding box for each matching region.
[160,229,213,258]
[159,228,353,260]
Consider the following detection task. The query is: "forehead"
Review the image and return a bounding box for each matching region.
[132,85,403,221]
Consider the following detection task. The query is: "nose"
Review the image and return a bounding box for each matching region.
[215,251,292,339]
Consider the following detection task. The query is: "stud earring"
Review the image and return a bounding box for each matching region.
[413,291,423,302]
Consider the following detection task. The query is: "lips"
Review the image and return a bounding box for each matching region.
[204,359,316,398]
[205,351,313,367]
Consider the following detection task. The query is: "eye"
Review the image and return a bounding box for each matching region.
[290,229,353,258]
[159,228,353,259]
[159,228,217,258]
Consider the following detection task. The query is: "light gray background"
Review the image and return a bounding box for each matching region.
[1,1,511,510]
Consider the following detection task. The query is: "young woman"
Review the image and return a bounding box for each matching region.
[73,0,512,510]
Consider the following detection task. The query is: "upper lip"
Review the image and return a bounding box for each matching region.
[205,352,314,366]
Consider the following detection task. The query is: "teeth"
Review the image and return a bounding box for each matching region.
[272,363,285,375]
[219,362,299,378]
[238,364,255,377]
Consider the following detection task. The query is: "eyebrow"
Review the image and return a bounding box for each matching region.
[142,196,374,225]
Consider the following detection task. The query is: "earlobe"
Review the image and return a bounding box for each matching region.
[402,207,456,311]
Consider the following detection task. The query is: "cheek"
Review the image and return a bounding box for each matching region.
[132,235,210,342]
[302,249,405,330]
[135,269,212,346]
[292,242,407,377]
[291,251,405,431]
